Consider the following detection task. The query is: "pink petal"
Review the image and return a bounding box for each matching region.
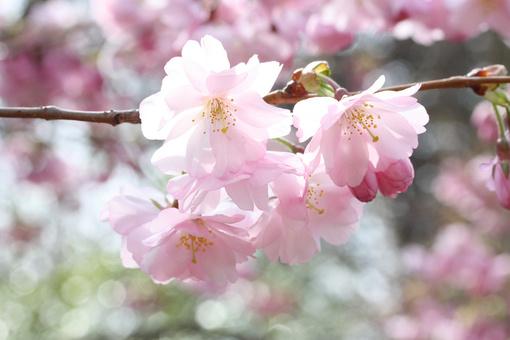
[206,69,248,96]
[162,72,204,111]
[234,91,292,138]
[142,232,190,284]
[322,127,369,187]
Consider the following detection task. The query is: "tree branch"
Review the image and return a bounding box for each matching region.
[1,76,510,126]
[0,106,141,125]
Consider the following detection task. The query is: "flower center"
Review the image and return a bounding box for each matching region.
[194,97,237,134]
[342,102,380,143]
[305,182,325,215]
[176,219,214,264]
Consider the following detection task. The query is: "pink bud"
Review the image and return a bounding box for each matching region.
[494,162,510,209]
[376,159,415,198]
[349,170,378,202]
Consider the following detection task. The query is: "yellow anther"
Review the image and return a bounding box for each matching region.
[176,219,214,264]
[194,97,236,135]
[342,102,381,143]
[305,183,326,215]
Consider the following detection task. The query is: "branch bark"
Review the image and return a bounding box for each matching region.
[1,76,509,126]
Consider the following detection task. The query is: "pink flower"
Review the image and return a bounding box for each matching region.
[103,189,255,287]
[140,35,292,178]
[142,209,255,287]
[492,161,510,209]
[293,76,428,188]
[254,163,363,264]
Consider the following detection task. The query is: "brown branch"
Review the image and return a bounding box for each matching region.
[0,106,141,125]
[1,76,510,126]
[372,76,510,92]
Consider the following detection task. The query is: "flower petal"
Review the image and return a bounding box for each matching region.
[293,96,338,142]
[139,92,175,140]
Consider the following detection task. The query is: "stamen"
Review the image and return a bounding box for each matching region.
[176,219,214,264]
[193,97,237,135]
[342,102,380,142]
[305,183,325,215]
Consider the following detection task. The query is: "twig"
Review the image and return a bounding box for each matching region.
[1,76,510,126]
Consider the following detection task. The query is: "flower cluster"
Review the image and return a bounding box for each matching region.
[386,225,510,340]
[386,152,510,340]
[103,35,429,288]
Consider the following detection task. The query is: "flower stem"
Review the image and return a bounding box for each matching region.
[493,104,507,139]
[274,138,304,154]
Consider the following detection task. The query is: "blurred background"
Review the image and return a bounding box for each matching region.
[1,0,510,339]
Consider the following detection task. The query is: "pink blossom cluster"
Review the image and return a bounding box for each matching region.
[386,224,510,340]
[386,299,510,340]
[0,1,107,109]
[91,0,510,74]
[386,150,510,339]
[103,35,429,288]
[403,225,510,295]
[434,157,510,233]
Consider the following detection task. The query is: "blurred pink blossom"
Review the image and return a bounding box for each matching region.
[471,101,499,143]
[403,224,510,295]
[0,48,106,109]
[492,160,510,209]
[434,156,510,233]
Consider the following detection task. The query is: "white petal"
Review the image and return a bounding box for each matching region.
[139,92,174,140]
[200,35,230,72]
[293,96,338,142]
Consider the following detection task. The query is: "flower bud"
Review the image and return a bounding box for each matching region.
[376,159,415,198]
[349,170,378,202]
[298,61,335,96]
[468,64,508,96]
[494,161,510,209]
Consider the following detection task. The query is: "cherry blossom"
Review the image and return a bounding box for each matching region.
[254,162,363,264]
[293,76,428,188]
[140,35,292,178]
[104,189,255,287]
